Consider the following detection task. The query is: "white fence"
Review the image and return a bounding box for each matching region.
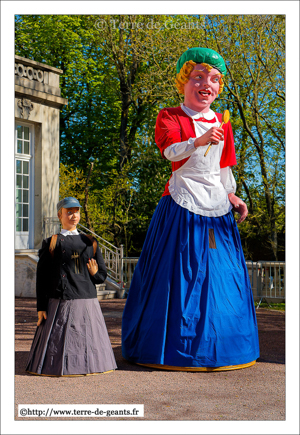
[43,219,285,302]
[246,261,285,303]
[122,258,285,303]
[122,258,139,289]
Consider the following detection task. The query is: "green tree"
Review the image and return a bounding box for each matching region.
[15,14,285,260]
[203,15,285,260]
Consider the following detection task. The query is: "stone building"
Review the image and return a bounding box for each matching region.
[15,55,68,296]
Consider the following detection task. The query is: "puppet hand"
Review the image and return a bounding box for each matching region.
[87,258,98,276]
[194,127,224,148]
[37,311,47,326]
[228,193,248,223]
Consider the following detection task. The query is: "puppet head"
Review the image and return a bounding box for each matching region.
[175,47,226,95]
[57,197,81,230]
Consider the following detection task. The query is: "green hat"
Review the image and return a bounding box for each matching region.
[176,47,226,76]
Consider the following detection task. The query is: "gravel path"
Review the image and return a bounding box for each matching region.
[14,298,285,424]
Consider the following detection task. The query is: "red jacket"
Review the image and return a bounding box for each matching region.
[155,106,237,196]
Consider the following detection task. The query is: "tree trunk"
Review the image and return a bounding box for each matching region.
[84,162,94,230]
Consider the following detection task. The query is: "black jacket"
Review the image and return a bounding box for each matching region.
[36,234,107,311]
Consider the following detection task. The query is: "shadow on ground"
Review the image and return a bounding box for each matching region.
[15,298,285,375]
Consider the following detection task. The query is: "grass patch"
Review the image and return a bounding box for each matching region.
[255,302,285,311]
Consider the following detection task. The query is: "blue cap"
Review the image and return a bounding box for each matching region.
[57,197,82,212]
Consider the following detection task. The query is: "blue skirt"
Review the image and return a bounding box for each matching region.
[122,196,259,368]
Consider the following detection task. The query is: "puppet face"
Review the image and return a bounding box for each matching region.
[183,64,221,113]
[59,207,81,231]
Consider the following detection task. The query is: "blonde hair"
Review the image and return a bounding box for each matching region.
[175,61,224,95]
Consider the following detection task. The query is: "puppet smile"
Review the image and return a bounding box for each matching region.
[198,90,211,96]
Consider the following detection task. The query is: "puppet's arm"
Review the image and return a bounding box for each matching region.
[89,244,107,284]
[156,109,223,161]
[163,138,196,161]
[220,167,248,224]
[228,192,248,223]
[164,128,224,161]
[36,238,52,312]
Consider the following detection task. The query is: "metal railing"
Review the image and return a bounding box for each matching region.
[121,259,285,305]
[43,218,124,288]
[77,223,124,286]
[246,261,285,306]
[43,218,285,302]
[122,257,139,289]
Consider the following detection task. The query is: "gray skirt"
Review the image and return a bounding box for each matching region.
[26,298,117,376]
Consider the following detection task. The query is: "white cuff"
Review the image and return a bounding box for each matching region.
[163,138,196,162]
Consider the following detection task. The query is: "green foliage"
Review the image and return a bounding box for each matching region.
[59,162,87,221]
[203,15,285,260]
[16,14,285,259]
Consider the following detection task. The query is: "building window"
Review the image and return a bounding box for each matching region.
[15,124,34,248]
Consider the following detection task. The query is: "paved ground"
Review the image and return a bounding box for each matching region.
[15,298,285,422]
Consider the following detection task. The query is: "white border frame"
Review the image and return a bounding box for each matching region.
[1,3,299,435]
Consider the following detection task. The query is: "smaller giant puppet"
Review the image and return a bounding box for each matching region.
[26,197,117,376]
[122,48,260,371]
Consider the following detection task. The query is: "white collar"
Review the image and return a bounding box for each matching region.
[60,229,79,236]
[181,103,215,121]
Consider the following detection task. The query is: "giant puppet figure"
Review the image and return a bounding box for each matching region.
[122,47,260,371]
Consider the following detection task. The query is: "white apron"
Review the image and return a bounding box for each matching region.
[168,114,233,217]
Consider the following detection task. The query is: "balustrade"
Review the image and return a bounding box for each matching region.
[43,218,285,301]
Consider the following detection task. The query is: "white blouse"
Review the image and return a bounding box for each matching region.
[164,104,236,217]
[60,229,79,236]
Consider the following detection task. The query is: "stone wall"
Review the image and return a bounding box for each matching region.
[15,253,38,298]
[15,55,68,249]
